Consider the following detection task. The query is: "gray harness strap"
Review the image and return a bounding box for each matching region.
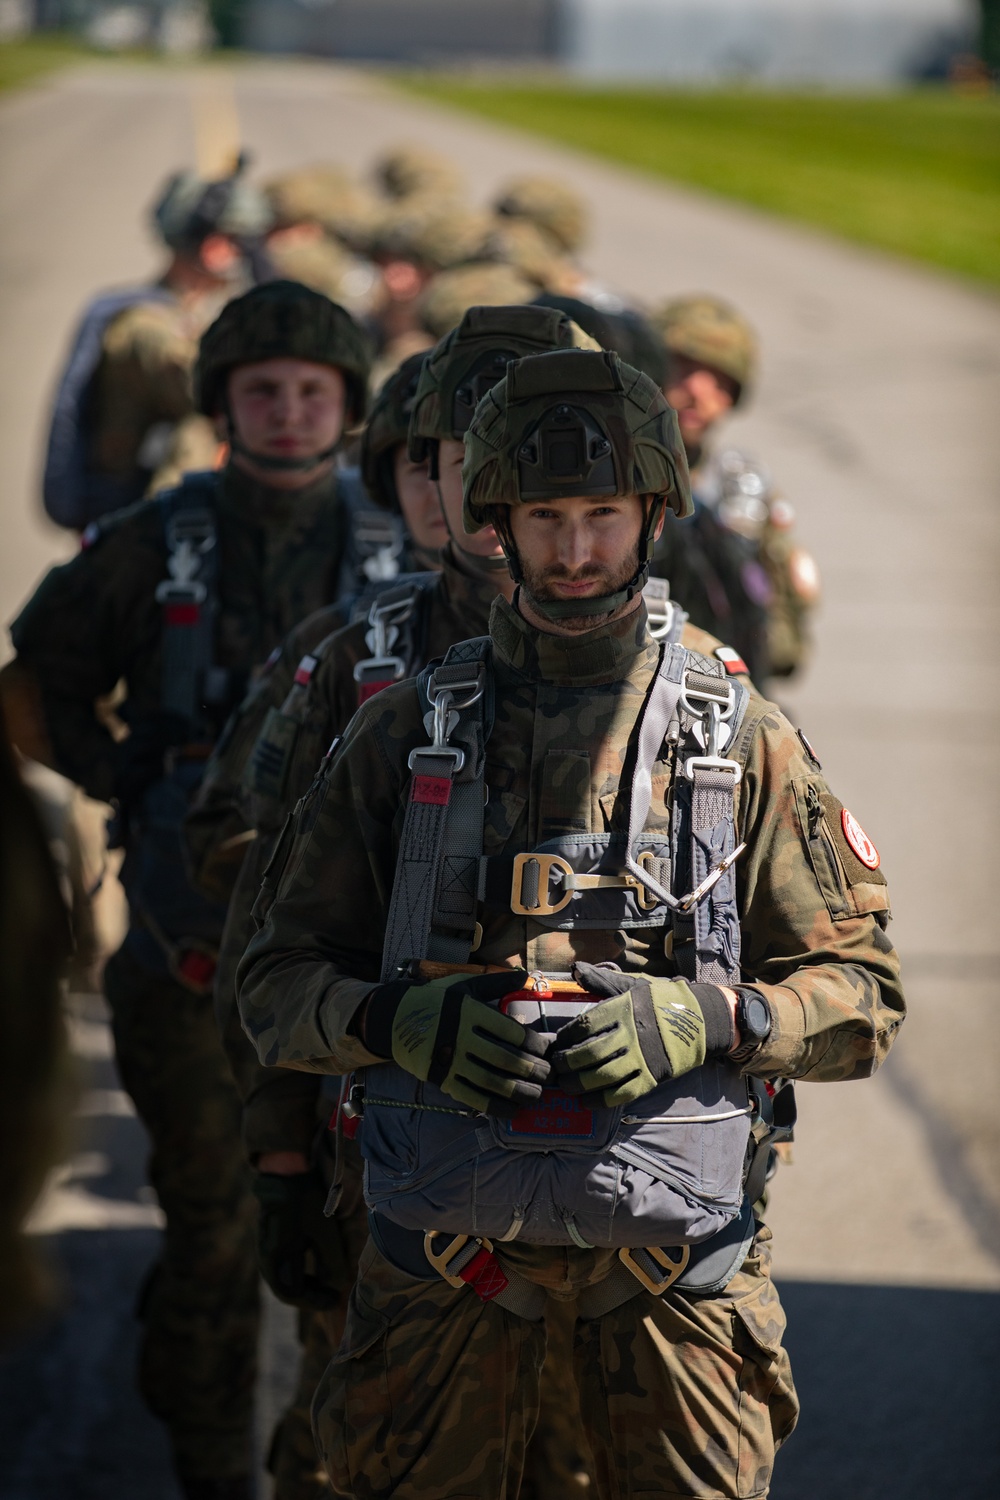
[670,660,750,985]
[380,639,491,982]
[155,476,219,727]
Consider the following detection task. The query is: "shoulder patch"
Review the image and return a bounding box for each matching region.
[841,808,880,871]
[80,522,102,551]
[260,646,282,677]
[294,654,318,688]
[715,645,749,676]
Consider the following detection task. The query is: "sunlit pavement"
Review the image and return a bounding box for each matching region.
[1,59,998,1499]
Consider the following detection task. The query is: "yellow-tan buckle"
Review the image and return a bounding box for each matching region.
[623,850,660,912]
[424,1232,494,1288]
[511,852,574,916]
[619,1244,690,1295]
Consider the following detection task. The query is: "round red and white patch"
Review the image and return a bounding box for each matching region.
[841,808,880,870]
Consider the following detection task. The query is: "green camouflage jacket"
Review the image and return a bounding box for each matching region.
[9,463,350,808]
[238,596,903,1096]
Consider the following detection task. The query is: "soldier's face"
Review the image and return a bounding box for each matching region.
[226,358,348,489]
[509,493,663,632]
[664,355,738,449]
[393,445,448,552]
[438,438,506,560]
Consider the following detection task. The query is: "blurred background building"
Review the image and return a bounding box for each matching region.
[4,0,989,83]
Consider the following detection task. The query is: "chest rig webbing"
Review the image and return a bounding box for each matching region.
[380,591,748,987]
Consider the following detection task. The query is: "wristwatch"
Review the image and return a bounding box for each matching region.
[732,990,772,1061]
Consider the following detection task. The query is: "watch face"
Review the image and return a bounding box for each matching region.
[742,994,771,1041]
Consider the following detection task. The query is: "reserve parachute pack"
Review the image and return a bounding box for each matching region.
[352,588,792,1303]
[43,285,175,530]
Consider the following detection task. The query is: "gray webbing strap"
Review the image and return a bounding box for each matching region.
[669,660,750,985]
[623,643,687,906]
[380,641,490,982]
[155,479,218,726]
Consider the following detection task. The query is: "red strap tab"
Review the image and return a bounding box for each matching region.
[357,678,393,705]
[412,775,451,806]
[460,1247,509,1302]
[177,949,216,989]
[165,603,200,626]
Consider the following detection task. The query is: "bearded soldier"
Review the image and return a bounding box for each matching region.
[5,280,377,1500]
[237,347,903,1499]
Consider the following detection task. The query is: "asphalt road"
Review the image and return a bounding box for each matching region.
[1,59,998,1499]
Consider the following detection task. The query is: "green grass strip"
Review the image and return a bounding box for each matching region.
[402,80,1000,287]
[0,34,103,94]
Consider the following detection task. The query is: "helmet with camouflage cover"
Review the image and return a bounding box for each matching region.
[262,164,379,247]
[651,294,758,405]
[361,351,428,511]
[417,263,537,342]
[194,280,372,469]
[367,203,491,272]
[463,348,691,619]
[408,304,598,463]
[494,176,588,256]
[152,158,273,252]
[374,146,463,203]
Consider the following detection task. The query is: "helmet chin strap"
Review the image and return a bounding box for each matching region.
[494,497,665,623]
[226,412,339,474]
[435,481,511,575]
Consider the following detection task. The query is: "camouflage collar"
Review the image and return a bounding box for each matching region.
[439,544,501,635]
[490,593,658,686]
[220,460,339,528]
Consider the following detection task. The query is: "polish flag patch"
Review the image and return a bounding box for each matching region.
[294,654,318,687]
[841,809,880,870]
[715,646,749,676]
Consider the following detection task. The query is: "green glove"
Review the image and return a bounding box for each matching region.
[362,968,551,1118]
[550,962,734,1108]
[252,1170,352,1310]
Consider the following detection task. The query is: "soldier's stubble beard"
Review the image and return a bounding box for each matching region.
[519,542,643,634]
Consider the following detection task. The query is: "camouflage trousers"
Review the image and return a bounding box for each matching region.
[105,946,260,1481]
[268,1308,341,1500]
[314,1223,797,1500]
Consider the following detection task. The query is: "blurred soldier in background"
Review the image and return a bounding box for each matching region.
[42,159,274,532]
[650,295,820,682]
[262,165,381,318]
[494,175,589,260]
[5,280,372,1500]
[0,724,73,1347]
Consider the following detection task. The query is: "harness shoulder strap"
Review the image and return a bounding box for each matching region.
[155,473,221,728]
[380,637,493,983]
[336,466,406,590]
[642,576,688,645]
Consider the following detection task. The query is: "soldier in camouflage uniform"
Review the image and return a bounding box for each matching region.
[6,280,373,1500]
[187,307,605,1500]
[237,347,903,1498]
[42,161,274,531]
[650,295,820,683]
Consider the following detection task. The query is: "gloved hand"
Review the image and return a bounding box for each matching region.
[252,1170,352,1310]
[550,962,734,1108]
[361,968,550,1118]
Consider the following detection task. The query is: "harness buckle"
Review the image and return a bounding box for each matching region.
[619,1243,690,1295]
[681,754,743,785]
[423,1232,495,1289]
[623,850,661,912]
[353,656,406,686]
[407,662,486,776]
[511,852,574,916]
